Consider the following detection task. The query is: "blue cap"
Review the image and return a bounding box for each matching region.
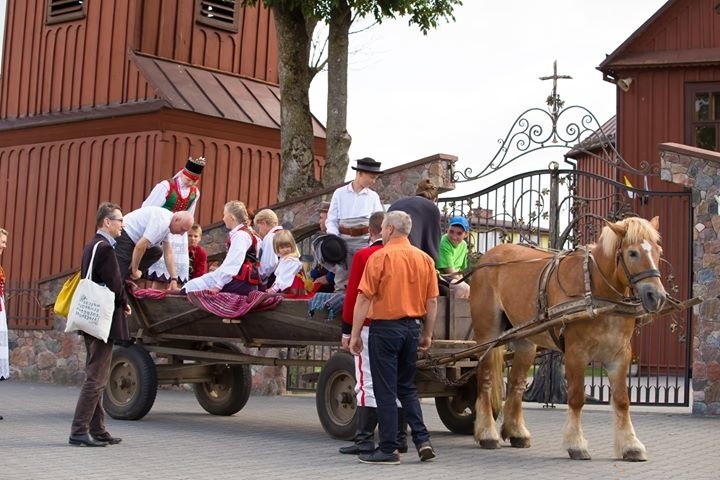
[449,216,469,232]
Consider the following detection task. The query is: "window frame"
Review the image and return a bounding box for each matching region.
[685,82,720,152]
[196,0,239,33]
[46,0,86,25]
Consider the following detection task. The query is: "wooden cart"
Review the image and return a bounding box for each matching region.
[105,293,479,439]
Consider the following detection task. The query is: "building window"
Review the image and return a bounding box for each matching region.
[686,82,720,152]
[196,0,238,32]
[46,0,86,25]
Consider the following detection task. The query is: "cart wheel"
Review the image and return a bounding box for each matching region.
[104,344,158,420]
[435,375,477,435]
[193,363,252,416]
[316,351,357,440]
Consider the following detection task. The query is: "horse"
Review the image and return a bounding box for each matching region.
[470,216,666,462]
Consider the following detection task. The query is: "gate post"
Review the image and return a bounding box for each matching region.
[548,161,561,250]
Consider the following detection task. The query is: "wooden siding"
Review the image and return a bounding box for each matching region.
[623,0,720,54]
[0,128,283,286]
[0,1,277,119]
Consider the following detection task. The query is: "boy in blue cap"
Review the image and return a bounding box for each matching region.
[436,216,471,298]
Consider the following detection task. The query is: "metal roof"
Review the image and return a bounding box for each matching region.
[131,50,326,137]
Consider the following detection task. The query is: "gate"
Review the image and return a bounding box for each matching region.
[437,76,692,407]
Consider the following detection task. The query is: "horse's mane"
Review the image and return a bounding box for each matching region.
[598,218,661,258]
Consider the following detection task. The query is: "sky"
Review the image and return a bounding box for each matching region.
[308,0,669,183]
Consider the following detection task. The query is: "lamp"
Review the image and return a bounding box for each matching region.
[617,77,633,92]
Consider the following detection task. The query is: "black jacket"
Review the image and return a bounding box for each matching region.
[80,233,130,342]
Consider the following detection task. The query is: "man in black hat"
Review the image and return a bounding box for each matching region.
[326,157,384,291]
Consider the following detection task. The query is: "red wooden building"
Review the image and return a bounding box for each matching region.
[568,0,720,374]
[0,0,326,329]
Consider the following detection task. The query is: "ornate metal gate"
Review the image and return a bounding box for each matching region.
[437,71,692,406]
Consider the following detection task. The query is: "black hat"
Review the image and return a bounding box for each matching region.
[312,234,348,266]
[183,156,206,179]
[352,157,383,174]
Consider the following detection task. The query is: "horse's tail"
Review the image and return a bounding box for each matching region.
[489,346,505,419]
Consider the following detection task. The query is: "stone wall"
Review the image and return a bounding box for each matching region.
[21,153,457,394]
[660,142,720,415]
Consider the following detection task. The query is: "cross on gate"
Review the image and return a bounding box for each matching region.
[540,60,572,114]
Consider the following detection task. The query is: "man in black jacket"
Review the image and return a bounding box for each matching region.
[69,202,131,447]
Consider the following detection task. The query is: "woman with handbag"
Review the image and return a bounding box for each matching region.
[0,227,9,420]
[68,202,132,447]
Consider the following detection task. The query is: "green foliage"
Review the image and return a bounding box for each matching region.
[242,0,463,33]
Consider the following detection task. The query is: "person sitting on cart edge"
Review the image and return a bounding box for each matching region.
[114,206,194,287]
[254,208,284,289]
[350,210,438,465]
[69,202,131,447]
[181,201,260,295]
[437,216,471,299]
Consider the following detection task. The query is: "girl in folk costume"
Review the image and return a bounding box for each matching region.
[142,156,206,288]
[267,230,310,298]
[182,201,260,295]
[0,228,10,419]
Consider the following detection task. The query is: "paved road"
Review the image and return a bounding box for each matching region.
[1,382,718,479]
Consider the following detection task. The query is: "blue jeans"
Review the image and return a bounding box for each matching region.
[369,318,430,454]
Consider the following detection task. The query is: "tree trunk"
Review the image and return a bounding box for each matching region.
[323,0,352,185]
[273,5,321,201]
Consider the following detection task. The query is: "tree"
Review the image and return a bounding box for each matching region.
[244,0,462,199]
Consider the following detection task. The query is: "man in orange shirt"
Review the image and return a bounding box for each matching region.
[350,210,439,465]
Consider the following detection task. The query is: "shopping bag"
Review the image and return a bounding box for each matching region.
[53,271,81,318]
[64,242,115,342]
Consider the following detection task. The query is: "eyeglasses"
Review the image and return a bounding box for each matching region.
[108,217,124,223]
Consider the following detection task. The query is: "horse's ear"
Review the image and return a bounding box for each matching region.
[650,216,660,231]
[605,219,627,237]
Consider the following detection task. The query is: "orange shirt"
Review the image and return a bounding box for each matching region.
[358,236,439,320]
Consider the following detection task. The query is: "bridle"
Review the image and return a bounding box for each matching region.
[615,240,661,291]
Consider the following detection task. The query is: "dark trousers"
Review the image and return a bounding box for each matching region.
[114,230,163,279]
[70,333,114,436]
[369,318,430,454]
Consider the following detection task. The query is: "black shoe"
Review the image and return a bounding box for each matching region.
[339,444,374,455]
[417,441,436,462]
[398,443,408,454]
[91,432,122,445]
[358,450,400,465]
[69,434,108,447]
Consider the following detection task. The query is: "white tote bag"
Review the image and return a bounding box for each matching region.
[64,242,115,342]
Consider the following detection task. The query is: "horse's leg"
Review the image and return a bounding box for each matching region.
[473,347,503,449]
[500,340,535,448]
[562,348,591,460]
[605,337,647,462]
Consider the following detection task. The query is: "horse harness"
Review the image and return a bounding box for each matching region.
[534,243,660,352]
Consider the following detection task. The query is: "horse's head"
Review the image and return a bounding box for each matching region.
[601,216,667,313]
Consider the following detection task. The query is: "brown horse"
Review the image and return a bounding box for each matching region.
[470,216,666,461]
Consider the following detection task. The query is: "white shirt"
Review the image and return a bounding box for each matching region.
[259,226,284,279]
[271,256,302,292]
[326,183,383,235]
[142,174,200,217]
[122,206,173,246]
[183,225,253,292]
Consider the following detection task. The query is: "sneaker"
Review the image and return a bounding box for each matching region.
[358,450,401,465]
[417,442,436,462]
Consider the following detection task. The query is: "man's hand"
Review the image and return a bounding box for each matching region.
[340,335,350,351]
[349,335,363,355]
[124,305,132,316]
[418,334,432,353]
[130,268,142,280]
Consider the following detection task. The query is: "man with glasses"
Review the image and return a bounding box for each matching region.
[69,202,132,447]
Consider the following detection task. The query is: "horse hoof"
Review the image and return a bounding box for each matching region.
[509,437,531,448]
[622,450,647,462]
[568,449,592,460]
[479,439,501,449]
